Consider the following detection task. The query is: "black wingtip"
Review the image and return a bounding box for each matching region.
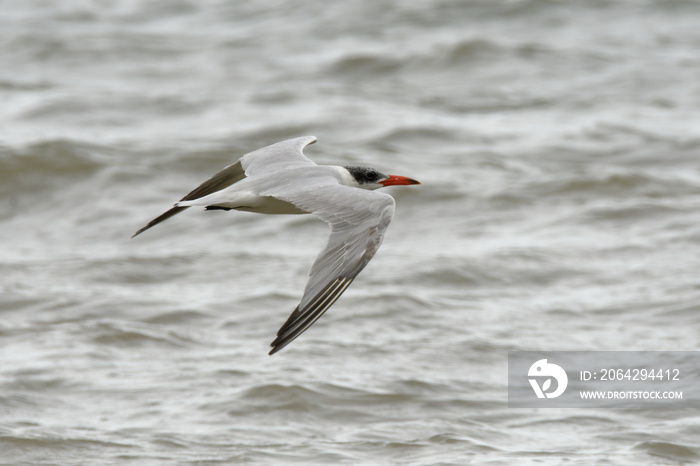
[267,322,299,356]
[267,277,355,355]
[130,205,189,239]
[131,226,148,239]
[131,224,152,239]
[268,340,293,355]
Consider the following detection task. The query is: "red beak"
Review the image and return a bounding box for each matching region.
[379,175,421,187]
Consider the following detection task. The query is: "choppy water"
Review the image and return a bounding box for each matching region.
[2,0,700,464]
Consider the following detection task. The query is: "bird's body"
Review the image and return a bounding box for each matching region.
[132,136,419,354]
[179,164,354,215]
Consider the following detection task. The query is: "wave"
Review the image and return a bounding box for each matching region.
[324,53,405,79]
[633,441,699,462]
[89,320,200,348]
[520,169,700,200]
[0,139,108,192]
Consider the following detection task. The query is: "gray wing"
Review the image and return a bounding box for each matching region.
[269,185,396,354]
[240,135,317,176]
[131,136,318,237]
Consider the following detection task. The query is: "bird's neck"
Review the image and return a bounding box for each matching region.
[325,165,363,188]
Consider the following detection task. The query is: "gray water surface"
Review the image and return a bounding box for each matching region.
[2,1,700,464]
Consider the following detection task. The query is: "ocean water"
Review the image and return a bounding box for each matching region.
[2,0,700,464]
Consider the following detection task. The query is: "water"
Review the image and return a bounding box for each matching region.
[2,0,700,464]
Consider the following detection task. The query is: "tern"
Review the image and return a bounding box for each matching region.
[132,136,420,354]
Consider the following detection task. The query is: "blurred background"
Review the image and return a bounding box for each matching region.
[1,0,700,464]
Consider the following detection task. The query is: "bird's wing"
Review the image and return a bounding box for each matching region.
[132,136,318,237]
[268,184,396,354]
[132,160,246,237]
[240,135,317,176]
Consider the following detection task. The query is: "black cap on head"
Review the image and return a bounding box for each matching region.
[344,166,387,185]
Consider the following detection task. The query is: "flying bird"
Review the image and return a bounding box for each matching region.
[132,136,420,354]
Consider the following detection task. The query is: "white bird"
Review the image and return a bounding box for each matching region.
[132,136,420,354]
